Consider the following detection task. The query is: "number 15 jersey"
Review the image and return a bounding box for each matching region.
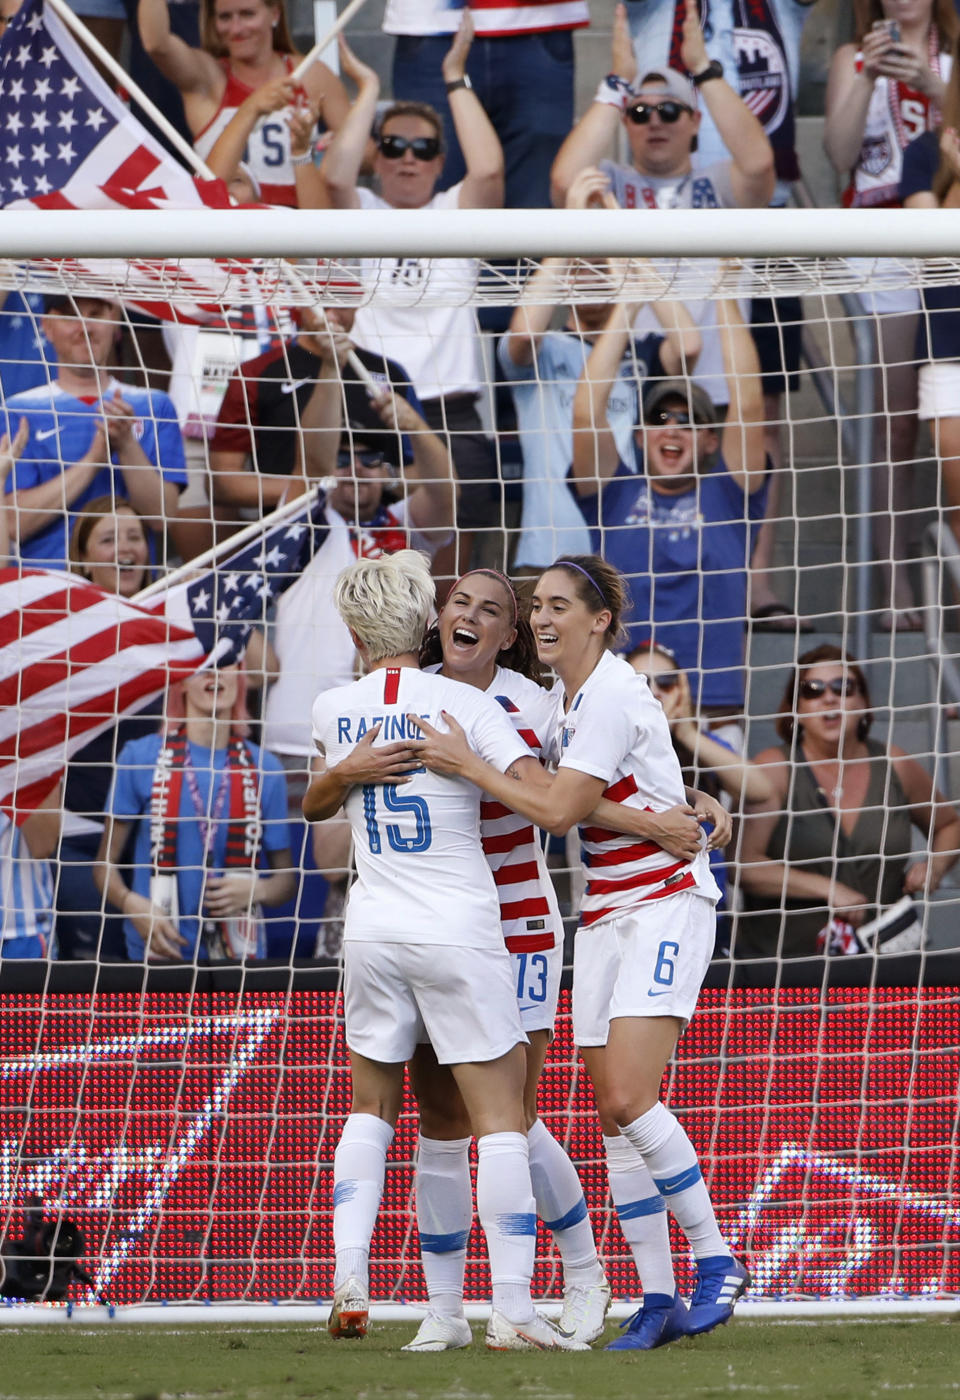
[311,665,529,949]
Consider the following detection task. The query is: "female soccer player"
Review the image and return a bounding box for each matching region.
[411,554,748,1350]
[304,551,587,1353]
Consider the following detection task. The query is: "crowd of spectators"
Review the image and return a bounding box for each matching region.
[2,0,960,965]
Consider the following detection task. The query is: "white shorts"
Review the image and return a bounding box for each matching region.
[572,890,715,1047]
[344,940,527,1065]
[511,938,563,1034]
[918,361,960,422]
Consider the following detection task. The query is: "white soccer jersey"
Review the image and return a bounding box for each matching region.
[311,666,529,947]
[554,650,719,928]
[480,667,563,956]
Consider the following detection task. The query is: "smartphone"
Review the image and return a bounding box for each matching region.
[872,17,901,44]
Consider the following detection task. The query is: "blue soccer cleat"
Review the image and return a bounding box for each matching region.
[604,1291,689,1351]
[685,1256,751,1336]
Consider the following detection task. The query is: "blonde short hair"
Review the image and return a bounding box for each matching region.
[334,550,436,663]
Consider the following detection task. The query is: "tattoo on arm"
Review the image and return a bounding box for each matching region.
[506,764,522,781]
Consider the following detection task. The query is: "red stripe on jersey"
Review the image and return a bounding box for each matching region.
[383,668,401,704]
[518,727,541,751]
[603,774,639,804]
[481,800,515,820]
[505,928,555,953]
[579,823,619,844]
[579,871,697,926]
[586,838,663,868]
[500,897,552,924]
[494,860,540,887]
[482,826,534,856]
[585,858,692,897]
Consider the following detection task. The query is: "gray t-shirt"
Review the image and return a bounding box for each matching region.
[598,158,737,210]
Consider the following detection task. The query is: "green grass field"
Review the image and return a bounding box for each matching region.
[0,1319,957,1400]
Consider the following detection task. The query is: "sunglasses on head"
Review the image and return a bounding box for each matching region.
[626,100,691,125]
[652,408,694,427]
[377,134,441,161]
[798,677,862,701]
[336,449,387,471]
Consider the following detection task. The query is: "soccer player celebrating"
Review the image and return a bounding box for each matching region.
[304,551,588,1353]
[410,554,749,1349]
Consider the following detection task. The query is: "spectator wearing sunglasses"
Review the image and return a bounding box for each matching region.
[209,303,418,518]
[499,220,701,573]
[384,0,586,211]
[570,292,768,727]
[627,640,773,953]
[736,645,960,959]
[322,18,503,571]
[551,1,773,410]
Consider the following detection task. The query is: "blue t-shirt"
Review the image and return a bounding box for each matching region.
[108,733,289,961]
[0,292,54,399]
[498,329,663,569]
[900,130,960,364]
[3,377,187,567]
[576,453,768,708]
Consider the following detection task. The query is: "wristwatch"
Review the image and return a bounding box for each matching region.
[692,59,724,86]
[445,75,472,94]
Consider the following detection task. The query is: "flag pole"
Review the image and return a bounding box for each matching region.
[44,0,218,182]
[290,0,372,83]
[131,481,332,603]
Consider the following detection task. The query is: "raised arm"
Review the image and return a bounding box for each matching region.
[0,418,28,562]
[296,314,355,481]
[503,258,571,370]
[823,43,876,176]
[570,301,638,495]
[716,291,766,495]
[137,0,220,100]
[320,37,378,209]
[443,13,504,210]
[679,0,774,208]
[368,392,457,537]
[550,1,636,207]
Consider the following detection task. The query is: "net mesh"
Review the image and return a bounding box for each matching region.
[1,243,959,1310]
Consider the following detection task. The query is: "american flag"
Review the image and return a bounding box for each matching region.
[0,491,329,819]
[0,0,201,208]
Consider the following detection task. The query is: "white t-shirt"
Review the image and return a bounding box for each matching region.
[350,185,483,401]
[551,650,718,927]
[263,497,446,757]
[312,666,529,946]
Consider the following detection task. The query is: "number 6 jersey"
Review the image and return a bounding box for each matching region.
[311,665,529,948]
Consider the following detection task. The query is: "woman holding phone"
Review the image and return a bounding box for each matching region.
[824,0,957,630]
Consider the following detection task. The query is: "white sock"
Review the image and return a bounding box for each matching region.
[332,1113,395,1287]
[415,1135,472,1317]
[475,1131,536,1324]
[618,1104,727,1260]
[527,1118,604,1288]
[604,1133,676,1298]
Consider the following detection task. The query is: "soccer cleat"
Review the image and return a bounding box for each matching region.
[401,1312,473,1352]
[328,1275,369,1339]
[485,1308,591,1352]
[605,1291,689,1351]
[685,1256,751,1336]
[557,1278,613,1344]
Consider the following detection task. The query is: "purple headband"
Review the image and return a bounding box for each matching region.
[556,561,608,608]
[451,568,519,625]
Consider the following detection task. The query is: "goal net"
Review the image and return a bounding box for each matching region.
[2,212,960,1317]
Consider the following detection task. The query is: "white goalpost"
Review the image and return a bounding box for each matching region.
[2,212,960,1324]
